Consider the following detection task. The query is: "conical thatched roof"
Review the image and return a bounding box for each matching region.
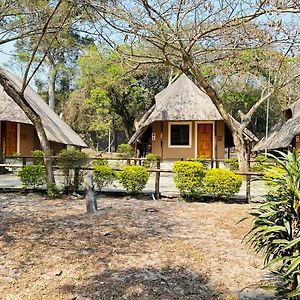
[0,67,87,147]
[253,99,300,151]
[129,73,257,144]
[146,73,223,122]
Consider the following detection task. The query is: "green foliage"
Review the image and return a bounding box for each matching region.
[31,149,44,165]
[203,169,242,199]
[224,158,239,171]
[173,161,205,198]
[246,151,300,298]
[93,158,108,167]
[252,155,269,171]
[56,146,88,192]
[117,144,133,157]
[118,165,149,194]
[93,165,116,191]
[47,183,60,198]
[18,164,46,189]
[143,153,160,169]
[192,156,210,169]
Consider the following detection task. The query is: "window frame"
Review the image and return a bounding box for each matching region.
[168,121,192,148]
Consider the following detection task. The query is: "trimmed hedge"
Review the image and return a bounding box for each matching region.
[117,144,133,157]
[143,153,160,169]
[93,165,116,191]
[18,164,46,189]
[203,168,242,199]
[173,161,205,198]
[118,165,149,194]
[224,158,239,171]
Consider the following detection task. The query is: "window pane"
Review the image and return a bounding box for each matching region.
[170,124,190,145]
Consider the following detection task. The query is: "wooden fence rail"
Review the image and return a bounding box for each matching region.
[0,157,264,202]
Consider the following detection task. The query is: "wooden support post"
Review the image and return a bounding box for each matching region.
[154,158,161,199]
[127,159,131,166]
[22,157,26,166]
[210,159,214,169]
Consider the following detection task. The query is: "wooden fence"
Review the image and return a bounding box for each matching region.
[1,156,265,203]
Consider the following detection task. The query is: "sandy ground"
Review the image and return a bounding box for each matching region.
[0,193,276,300]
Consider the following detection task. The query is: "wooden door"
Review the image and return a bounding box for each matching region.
[5,122,17,156]
[197,124,213,158]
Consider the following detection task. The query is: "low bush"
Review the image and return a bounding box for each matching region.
[31,149,44,165]
[117,144,133,157]
[203,168,242,199]
[93,158,108,167]
[18,164,46,189]
[118,165,149,194]
[173,161,205,198]
[224,158,239,171]
[252,154,268,171]
[47,183,60,198]
[56,146,88,192]
[143,153,160,169]
[192,155,210,169]
[93,165,116,191]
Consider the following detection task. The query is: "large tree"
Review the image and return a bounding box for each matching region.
[0,0,83,188]
[84,0,300,170]
[64,46,170,146]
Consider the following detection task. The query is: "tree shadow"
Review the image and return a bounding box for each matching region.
[61,266,222,300]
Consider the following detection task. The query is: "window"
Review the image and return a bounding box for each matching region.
[169,123,191,146]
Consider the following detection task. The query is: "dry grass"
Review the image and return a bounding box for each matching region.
[0,193,276,300]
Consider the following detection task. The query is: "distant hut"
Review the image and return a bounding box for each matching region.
[129,74,257,160]
[253,99,300,153]
[0,67,87,156]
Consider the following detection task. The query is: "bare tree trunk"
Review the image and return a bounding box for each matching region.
[45,55,57,111]
[84,173,97,214]
[0,68,55,185]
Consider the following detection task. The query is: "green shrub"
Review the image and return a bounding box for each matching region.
[252,154,268,171]
[143,153,160,169]
[47,183,60,198]
[93,165,116,191]
[246,151,300,298]
[192,155,210,169]
[224,158,239,171]
[93,158,108,167]
[56,146,88,192]
[18,164,46,189]
[173,161,205,198]
[117,144,133,157]
[31,149,44,165]
[118,165,149,194]
[203,168,242,199]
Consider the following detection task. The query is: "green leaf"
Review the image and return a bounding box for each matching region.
[286,256,300,275]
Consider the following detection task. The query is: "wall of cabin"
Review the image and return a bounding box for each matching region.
[151,120,225,160]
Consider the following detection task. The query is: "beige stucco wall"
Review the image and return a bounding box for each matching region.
[151,120,225,160]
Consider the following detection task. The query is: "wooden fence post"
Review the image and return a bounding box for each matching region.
[155,158,161,199]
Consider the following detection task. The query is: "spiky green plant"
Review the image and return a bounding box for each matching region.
[247,151,300,298]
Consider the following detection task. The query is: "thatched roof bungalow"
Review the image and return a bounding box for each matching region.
[253,99,300,152]
[129,74,257,160]
[0,67,87,156]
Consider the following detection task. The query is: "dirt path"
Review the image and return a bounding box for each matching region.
[0,193,275,300]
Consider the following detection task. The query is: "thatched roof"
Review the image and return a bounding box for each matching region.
[129,73,258,144]
[253,99,300,151]
[0,67,87,147]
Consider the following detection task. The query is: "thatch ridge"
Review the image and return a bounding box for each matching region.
[0,67,87,147]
